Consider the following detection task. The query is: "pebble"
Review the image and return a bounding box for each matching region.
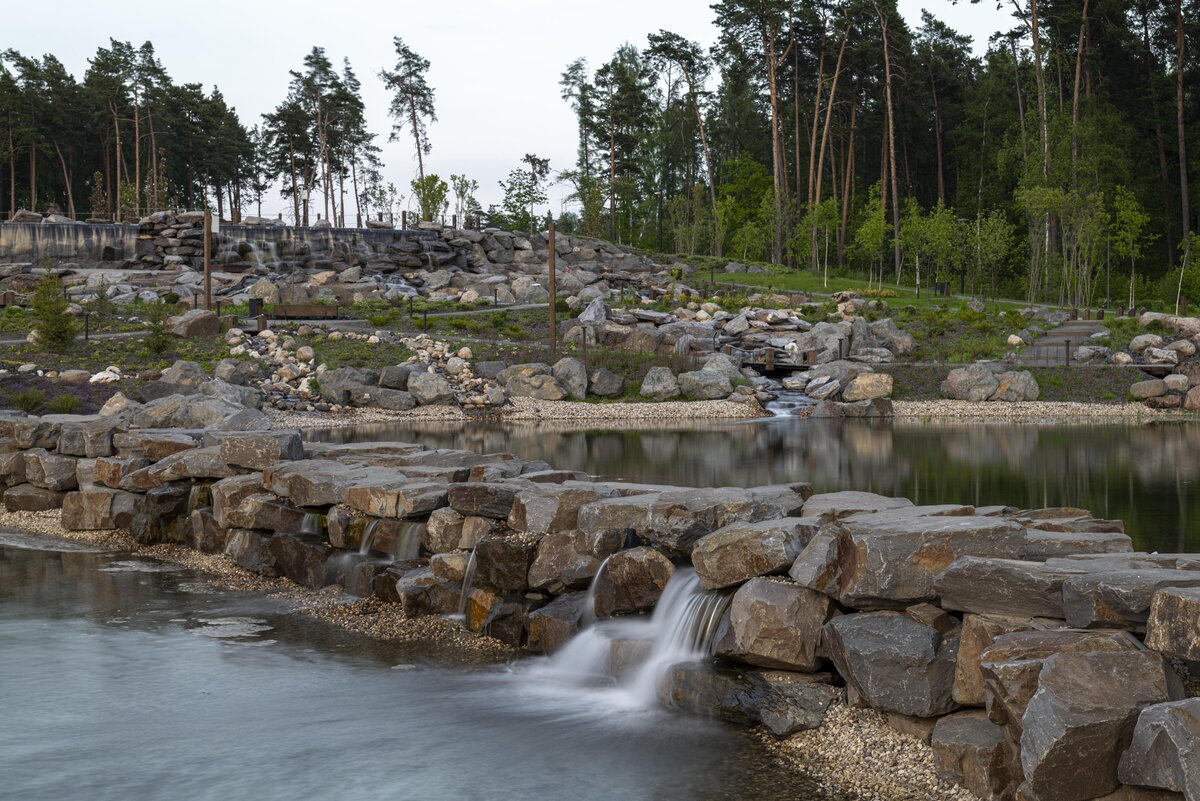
[893,399,1179,420]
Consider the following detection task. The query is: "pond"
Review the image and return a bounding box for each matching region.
[0,534,818,801]
[307,417,1200,554]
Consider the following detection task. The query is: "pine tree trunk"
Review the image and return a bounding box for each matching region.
[878,5,902,280]
[53,142,74,218]
[1070,0,1089,187]
[929,62,945,204]
[839,95,857,266]
[1176,0,1191,238]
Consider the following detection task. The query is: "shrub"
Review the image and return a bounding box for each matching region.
[46,394,82,414]
[10,389,44,413]
[31,273,80,352]
[143,301,173,355]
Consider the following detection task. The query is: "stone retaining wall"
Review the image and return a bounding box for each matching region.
[0,408,1196,801]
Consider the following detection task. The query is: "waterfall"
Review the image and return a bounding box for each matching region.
[534,568,732,710]
[299,512,326,537]
[765,390,815,417]
[0,222,139,265]
[186,483,212,515]
[357,519,425,559]
[358,518,381,556]
[579,555,612,627]
[456,547,478,619]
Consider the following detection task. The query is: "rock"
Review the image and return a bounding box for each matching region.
[343,479,448,519]
[508,483,616,535]
[61,487,141,530]
[588,368,625,398]
[799,490,914,522]
[591,547,675,618]
[643,486,808,554]
[842,373,893,402]
[1020,651,1181,801]
[678,370,733,400]
[639,367,680,400]
[129,484,189,544]
[1145,347,1181,366]
[527,529,623,594]
[824,608,960,717]
[552,357,587,400]
[506,373,567,401]
[1131,379,1168,400]
[1131,334,1165,354]
[268,533,331,589]
[990,370,1040,402]
[407,371,455,405]
[447,482,522,519]
[526,592,586,653]
[1146,587,1200,662]
[941,364,1001,401]
[224,529,278,576]
[1117,699,1200,800]
[952,613,1060,707]
[577,298,608,326]
[932,711,1021,801]
[980,629,1148,736]
[716,577,834,671]
[819,512,1029,609]
[165,309,219,337]
[701,353,743,382]
[692,517,820,590]
[58,369,91,386]
[348,385,417,411]
[216,430,303,470]
[161,360,209,386]
[1063,570,1200,631]
[23,449,78,491]
[474,532,538,592]
[210,474,264,529]
[213,358,261,386]
[3,484,65,511]
[936,557,1075,619]
[378,364,413,390]
[663,662,840,736]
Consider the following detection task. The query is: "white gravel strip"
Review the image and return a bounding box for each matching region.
[892,399,1184,421]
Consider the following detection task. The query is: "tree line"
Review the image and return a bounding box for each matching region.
[559,0,1199,307]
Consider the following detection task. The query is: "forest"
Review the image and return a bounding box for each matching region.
[1,0,1198,307]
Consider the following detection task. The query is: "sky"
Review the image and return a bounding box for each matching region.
[10,0,1014,218]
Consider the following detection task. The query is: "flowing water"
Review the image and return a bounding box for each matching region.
[0,533,823,801]
[307,417,1200,553]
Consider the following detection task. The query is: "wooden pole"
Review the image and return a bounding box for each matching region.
[203,207,212,311]
[548,218,557,354]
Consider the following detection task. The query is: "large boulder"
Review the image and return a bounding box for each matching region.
[692,517,820,590]
[268,533,331,589]
[810,512,1029,609]
[979,629,1148,737]
[1145,586,1200,662]
[165,309,219,338]
[527,529,623,594]
[677,370,733,400]
[1019,651,1181,801]
[952,613,1061,707]
[474,532,538,592]
[1117,699,1200,800]
[23,449,78,491]
[508,483,616,535]
[662,662,840,736]
[823,607,960,718]
[506,373,567,401]
[990,370,1040,402]
[1062,570,1200,631]
[716,577,834,671]
[931,711,1021,801]
[941,364,1001,401]
[842,373,894,402]
[591,546,674,618]
[526,592,586,653]
[798,490,913,522]
[552,357,587,400]
[407,371,455,405]
[161,360,209,386]
[936,557,1076,619]
[639,367,680,400]
[3,484,65,511]
[216,430,303,470]
[643,486,809,554]
[61,488,142,530]
[588,368,625,398]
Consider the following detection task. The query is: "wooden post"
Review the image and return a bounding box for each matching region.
[548,218,557,354]
[765,350,775,371]
[452,214,457,230]
[402,210,408,230]
[203,207,212,311]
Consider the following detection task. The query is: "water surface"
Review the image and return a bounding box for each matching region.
[0,535,819,801]
[308,417,1200,553]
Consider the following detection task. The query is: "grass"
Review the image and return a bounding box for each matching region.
[890,305,1030,363]
[0,335,230,375]
[297,334,415,371]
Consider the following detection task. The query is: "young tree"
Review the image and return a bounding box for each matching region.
[379,38,436,184]
[450,174,480,224]
[410,173,448,222]
[1111,185,1153,309]
[498,166,548,233]
[31,272,79,352]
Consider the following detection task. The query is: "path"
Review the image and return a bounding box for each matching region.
[1015,319,1108,367]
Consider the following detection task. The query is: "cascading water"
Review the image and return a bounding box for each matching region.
[579,555,612,627]
[456,547,478,619]
[358,518,382,557]
[530,568,732,710]
[765,390,815,417]
[299,512,326,537]
[358,519,424,559]
[186,483,212,515]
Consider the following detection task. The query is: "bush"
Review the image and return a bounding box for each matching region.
[10,389,44,413]
[46,394,82,414]
[143,301,173,355]
[31,273,80,352]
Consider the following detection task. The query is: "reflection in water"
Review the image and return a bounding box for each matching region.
[308,418,1200,553]
[0,539,825,801]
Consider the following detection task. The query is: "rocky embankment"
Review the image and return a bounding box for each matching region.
[0,394,1195,800]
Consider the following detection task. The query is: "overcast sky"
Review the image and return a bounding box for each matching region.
[11,0,1013,218]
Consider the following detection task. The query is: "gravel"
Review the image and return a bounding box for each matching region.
[892,399,1179,421]
[764,704,978,801]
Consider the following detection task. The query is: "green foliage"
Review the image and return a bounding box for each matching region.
[143,301,173,355]
[31,273,80,352]
[46,393,81,414]
[10,389,44,413]
[410,173,449,222]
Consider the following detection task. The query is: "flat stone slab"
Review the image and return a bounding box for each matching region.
[692,517,820,590]
[662,662,840,736]
[1063,569,1200,631]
